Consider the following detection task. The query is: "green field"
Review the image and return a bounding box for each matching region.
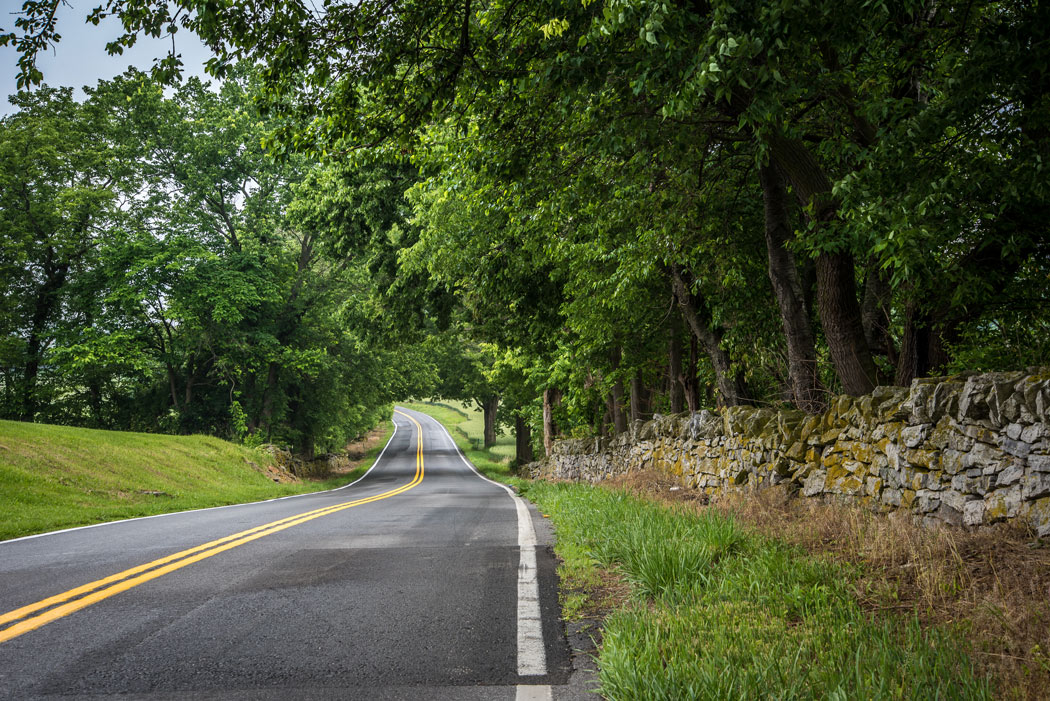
[0,419,392,541]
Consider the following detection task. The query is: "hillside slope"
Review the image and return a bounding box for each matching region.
[0,420,382,541]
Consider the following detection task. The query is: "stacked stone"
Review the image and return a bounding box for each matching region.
[528,369,1050,536]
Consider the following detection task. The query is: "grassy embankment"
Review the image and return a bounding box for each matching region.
[0,419,393,541]
[406,402,995,700]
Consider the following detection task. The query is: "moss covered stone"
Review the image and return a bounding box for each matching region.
[540,369,1050,534]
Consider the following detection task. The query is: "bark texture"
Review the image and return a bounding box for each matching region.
[759,163,826,413]
[514,413,533,465]
[816,252,879,395]
[482,395,499,448]
[861,259,894,362]
[768,133,878,396]
[629,374,650,423]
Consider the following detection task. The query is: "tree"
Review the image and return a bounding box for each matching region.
[0,69,406,453]
[0,85,138,420]
[6,0,1047,448]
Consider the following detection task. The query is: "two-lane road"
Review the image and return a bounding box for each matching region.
[0,408,572,699]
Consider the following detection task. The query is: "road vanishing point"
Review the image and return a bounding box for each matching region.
[0,407,579,700]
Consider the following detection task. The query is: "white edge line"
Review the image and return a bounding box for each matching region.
[0,418,401,546]
[515,684,553,701]
[399,406,548,677]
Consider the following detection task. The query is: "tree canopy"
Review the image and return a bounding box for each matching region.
[2,0,1047,456]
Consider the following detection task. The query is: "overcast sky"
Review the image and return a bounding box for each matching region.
[1,1,214,115]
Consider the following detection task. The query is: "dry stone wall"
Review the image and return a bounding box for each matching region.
[526,370,1050,536]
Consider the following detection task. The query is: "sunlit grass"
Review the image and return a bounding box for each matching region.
[0,419,392,541]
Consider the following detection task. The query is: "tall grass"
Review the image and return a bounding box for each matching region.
[521,481,992,700]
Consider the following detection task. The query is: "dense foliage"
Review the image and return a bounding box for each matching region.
[0,72,427,455]
[3,0,1048,455]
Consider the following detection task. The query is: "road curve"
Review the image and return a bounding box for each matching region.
[0,407,573,699]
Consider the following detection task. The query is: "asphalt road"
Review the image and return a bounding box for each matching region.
[0,407,580,700]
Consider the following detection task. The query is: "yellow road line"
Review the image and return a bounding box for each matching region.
[0,410,425,644]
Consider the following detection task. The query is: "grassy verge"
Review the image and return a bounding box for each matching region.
[0,419,393,541]
[403,403,994,699]
[522,481,993,700]
[608,470,1050,700]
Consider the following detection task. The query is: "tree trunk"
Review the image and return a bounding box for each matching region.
[87,378,103,426]
[768,133,878,396]
[816,252,879,395]
[591,395,604,437]
[861,258,895,370]
[481,395,499,448]
[927,323,952,373]
[243,372,259,432]
[669,265,752,406]
[759,163,827,413]
[611,377,628,432]
[184,369,196,408]
[609,347,628,433]
[895,301,959,386]
[684,337,700,413]
[894,301,931,387]
[800,255,817,323]
[165,364,181,412]
[542,387,561,456]
[629,374,649,423]
[668,328,685,414]
[260,362,279,437]
[287,389,314,461]
[514,413,533,465]
[20,342,42,421]
[297,435,315,462]
[20,259,69,421]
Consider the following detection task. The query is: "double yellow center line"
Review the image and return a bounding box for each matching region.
[0,410,424,645]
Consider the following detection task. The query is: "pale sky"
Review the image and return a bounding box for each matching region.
[1,1,214,114]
